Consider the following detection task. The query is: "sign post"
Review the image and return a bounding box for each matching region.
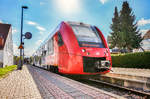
[17,6,29,70]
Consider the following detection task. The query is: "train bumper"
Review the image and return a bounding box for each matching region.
[60,55,111,75]
[83,56,111,73]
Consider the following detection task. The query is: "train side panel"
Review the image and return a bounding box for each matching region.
[57,22,83,73]
[45,34,59,67]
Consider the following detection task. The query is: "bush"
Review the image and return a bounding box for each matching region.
[111,52,150,69]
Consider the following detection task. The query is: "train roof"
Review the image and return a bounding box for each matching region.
[32,23,61,56]
[32,21,93,56]
[66,21,91,27]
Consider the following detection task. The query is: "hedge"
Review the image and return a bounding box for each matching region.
[111,52,150,69]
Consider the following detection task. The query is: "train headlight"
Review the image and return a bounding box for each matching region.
[82,49,86,52]
[87,52,90,55]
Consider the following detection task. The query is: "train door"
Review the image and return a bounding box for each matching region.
[57,32,69,72]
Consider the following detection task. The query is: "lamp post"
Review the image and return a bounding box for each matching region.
[17,6,28,70]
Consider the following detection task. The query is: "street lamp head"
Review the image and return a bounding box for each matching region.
[22,6,28,9]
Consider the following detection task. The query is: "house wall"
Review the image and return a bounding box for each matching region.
[141,39,150,51]
[3,27,13,67]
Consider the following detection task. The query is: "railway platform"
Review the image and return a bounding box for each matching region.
[99,67,150,94]
[0,65,125,99]
[111,67,150,77]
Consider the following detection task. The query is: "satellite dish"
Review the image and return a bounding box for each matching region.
[25,32,32,39]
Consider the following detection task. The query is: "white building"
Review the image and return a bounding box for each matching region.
[141,30,150,51]
[0,23,13,67]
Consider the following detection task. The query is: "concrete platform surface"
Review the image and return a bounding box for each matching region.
[0,65,125,99]
[111,67,150,77]
[0,66,42,99]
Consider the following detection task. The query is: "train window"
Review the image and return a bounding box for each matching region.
[47,38,54,55]
[58,32,64,46]
[71,25,105,48]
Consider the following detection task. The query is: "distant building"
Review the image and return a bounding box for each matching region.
[143,30,150,39]
[141,30,150,51]
[0,23,13,67]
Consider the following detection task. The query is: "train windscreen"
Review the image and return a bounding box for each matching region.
[71,25,105,48]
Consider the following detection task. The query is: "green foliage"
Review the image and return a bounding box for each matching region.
[119,1,142,51]
[110,1,142,52]
[111,52,150,69]
[29,56,33,64]
[110,7,120,49]
[13,56,23,65]
[0,65,17,77]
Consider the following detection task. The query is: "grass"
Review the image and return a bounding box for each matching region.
[0,65,17,78]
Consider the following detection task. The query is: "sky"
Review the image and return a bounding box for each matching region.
[0,0,150,56]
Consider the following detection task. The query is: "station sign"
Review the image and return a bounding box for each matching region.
[25,32,32,39]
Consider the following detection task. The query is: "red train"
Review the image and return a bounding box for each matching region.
[33,21,112,75]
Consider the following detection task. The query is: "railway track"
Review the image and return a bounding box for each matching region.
[64,75,150,99]
[88,79,150,99]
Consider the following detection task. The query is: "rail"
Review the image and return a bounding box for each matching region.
[89,78,150,98]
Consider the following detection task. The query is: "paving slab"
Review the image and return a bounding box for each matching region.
[0,66,42,99]
[0,65,125,99]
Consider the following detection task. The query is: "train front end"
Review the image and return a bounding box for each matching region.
[60,21,112,75]
[72,22,111,74]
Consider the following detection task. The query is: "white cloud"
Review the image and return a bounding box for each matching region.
[138,18,150,26]
[99,0,108,4]
[0,20,3,23]
[40,2,45,5]
[54,0,81,15]
[140,29,148,37]
[26,21,38,26]
[26,20,46,34]
[36,26,46,31]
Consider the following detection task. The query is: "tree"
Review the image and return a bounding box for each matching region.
[119,1,142,52]
[110,1,142,52]
[29,56,33,64]
[110,7,121,49]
